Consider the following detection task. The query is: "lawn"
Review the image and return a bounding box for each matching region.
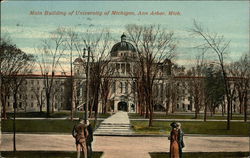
[1,151,103,158]
[6,111,111,119]
[2,119,101,133]
[149,152,249,158]
[129,113,245,120]
[131,120,249,136]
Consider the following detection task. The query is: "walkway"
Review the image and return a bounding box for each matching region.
[1,134,249,158]
[94,111,133,135]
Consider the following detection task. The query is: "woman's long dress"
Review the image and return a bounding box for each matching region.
[170,129,180,158]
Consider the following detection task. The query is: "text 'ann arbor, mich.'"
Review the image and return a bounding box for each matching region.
[29,10,181,16]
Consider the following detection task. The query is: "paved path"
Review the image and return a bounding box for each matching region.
[1,134,249,158]
[94,111,133,135]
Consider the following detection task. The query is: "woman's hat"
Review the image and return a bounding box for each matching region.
[170,122,177,128]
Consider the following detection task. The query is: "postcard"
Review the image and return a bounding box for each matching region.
[1,1,249,158]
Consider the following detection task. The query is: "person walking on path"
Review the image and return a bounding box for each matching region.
[86,120,93,158]
[72,119,89,158]
[177,122,185,158]
[169,122,180,158]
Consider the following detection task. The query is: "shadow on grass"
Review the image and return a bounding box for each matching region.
[2,151,103,158]
[149,152,250,158]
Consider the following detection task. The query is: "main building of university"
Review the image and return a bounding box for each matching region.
[4,34,242,114]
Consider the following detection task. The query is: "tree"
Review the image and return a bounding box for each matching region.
[75,29,113,120]
[0,38,34,151]
[37,27,66,117]
[126,24,177,127]
[204,64,226,119]
[186,54,205,119]
[64,28,78,120]
[230,54,250,122]
[100,65,114,114]
[191,20,233,129]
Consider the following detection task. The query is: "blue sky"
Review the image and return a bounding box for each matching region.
[1,1,249,73]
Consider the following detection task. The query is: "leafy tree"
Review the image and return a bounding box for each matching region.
[204,65,226,119]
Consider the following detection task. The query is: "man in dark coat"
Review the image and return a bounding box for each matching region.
[176,122,185,158]
[72,119,89,158]
[86,120,93,158]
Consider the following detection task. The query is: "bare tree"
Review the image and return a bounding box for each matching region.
[126,24,177,127]
[0,38,34,151]
[64,28,78,120]
[186,54,206,119]
[230,54,250,122]
[191,20,233,129]
[100,65,115,114]
[76,29,113,119]
[37,27,66,117]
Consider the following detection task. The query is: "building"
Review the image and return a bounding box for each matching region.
[73,34,172,113]
[4,74,70,112]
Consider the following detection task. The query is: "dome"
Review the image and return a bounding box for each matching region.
[110,34,136,57]
[73,57,83,63]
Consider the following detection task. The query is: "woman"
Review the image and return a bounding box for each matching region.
[170,122,180,158]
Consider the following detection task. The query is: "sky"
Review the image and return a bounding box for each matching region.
[1,1,249,74]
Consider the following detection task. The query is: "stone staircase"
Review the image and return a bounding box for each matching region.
[94,111,133,136]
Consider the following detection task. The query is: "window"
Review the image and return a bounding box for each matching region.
[125,82,128,93]
[126,64,130,73]
[121,63,125,73]
[31,102,34,107]
[120,82,123,93]
[116,63,120,71]
[112,82,116,93]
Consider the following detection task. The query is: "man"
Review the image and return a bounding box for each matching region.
[72,119,89,158]
[86,120,93,158]
[176,122,185,158]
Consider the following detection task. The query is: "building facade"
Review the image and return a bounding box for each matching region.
[4,74,70,112]
[73,34,173,113]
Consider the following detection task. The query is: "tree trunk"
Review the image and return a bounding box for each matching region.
[226,98,231,130]
[243,92,248,122]
[46,94,50,118]
[239,96,243,114]
[1,95,7,119]
[194,102,199,119]
[165,100,170,115]
[204,103,207,122]
[13,93,17,152]
[148,97,153,127]
[145,104,149,118]
[230,99,233,120]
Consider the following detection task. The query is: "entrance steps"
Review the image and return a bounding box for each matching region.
[94,111,133,136]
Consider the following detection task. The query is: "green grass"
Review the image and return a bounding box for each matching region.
[131,120,249,136]
[6,111,111,119]
[2,151,103,158]
[149,152,249,158]
[2,120,101,133]
[129,113,245,120]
